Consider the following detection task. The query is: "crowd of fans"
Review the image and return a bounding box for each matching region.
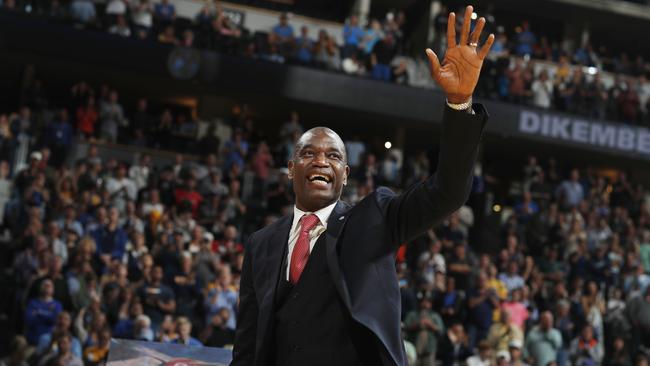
[1,2,650,366]
[1,73,650,366]
[0,0,649,125]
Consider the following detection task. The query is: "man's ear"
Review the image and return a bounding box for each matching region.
[343,165,350,186]
[288,160,294,179]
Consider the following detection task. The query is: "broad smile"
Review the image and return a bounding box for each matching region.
[306,173,333,188]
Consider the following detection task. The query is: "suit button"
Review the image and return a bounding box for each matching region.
[291,320,300,326]
[292,292,299,299]
[292,345,301,352]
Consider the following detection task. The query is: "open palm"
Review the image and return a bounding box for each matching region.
[426,6,495,104]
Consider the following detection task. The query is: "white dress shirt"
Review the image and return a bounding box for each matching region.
[285,201,338,281]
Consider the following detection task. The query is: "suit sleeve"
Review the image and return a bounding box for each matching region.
[231,234,258,366]
[383,103,488,245]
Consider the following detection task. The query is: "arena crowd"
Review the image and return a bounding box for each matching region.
[0,2,650,366]
[0,0,649,125]
[1,73,650,366]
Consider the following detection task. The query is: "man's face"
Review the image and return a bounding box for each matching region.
[289,129,349,212]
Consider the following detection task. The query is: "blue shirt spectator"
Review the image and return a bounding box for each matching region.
[295,26,314,64]
[205,286,238,330]
[46,112,73,147]
[154,0,175,22]
[516,21,537,56]
[223,131,249,173]
[272,13,294,41]
[343,16,364,46]
[514,191,539,224]
[70,0,96,23]
[24,280,62,345]
[91,208,128,266]
[170,317,203,346]
[363,19,383,54]
[36,311,82,358]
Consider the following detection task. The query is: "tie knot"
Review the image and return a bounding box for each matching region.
[300,214,320,233]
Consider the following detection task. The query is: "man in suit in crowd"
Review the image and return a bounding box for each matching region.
[232,5,495,366]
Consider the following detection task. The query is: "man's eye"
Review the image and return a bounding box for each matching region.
[302,151,314,157]
[328,153,341,160]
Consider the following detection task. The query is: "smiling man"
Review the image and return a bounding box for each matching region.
[232,6,494,366]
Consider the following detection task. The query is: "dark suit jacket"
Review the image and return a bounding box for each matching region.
[231,104,488,366]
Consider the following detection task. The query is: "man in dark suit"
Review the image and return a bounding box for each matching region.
[232,6,495,366]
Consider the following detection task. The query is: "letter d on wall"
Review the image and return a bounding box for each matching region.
[520,111,541,134]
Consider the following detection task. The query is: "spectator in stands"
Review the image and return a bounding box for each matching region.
[204,266,238,330]
[36,311,82,358]
[25,279,63,345]
[313,30,340,70]
[99,90,128,143]
[70,0,96,24]
[468,272,499,348]
[106,0,127,17]
[137,266,176,332]
[515,21,537,57]
[569,324,603,365]
[170,316,202,346]
[153,0,175,23]
[131,0,154,38]
[294,26,314,65]
[439,323,472,366]
[466,340,492,366]
[270,12,294,56]
[83,327,111,365]
[44,109,73,168]
[38,331,83,366]
[506,59,531,104]
[76,96,98,139]
[158,25,179,45]
[92,206,129,272]
[524,311,562,366]
[556,169,584,209]
[531,70,553,109]
[618,80,641,123]
[109,15,131,38]
[201,307,235,347]
[342,15,364,59]
[223,129,248,173]
[405,297,445,366]
[362,19,383,56]
[371,32,396,82]
[1,336,31,366]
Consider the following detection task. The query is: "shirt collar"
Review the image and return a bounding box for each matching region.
[292,200,338,229]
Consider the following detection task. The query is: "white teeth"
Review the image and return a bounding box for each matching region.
[308,174,330,182]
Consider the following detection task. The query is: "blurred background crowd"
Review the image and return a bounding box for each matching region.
[0,0,649,124]
[1,1,650,366]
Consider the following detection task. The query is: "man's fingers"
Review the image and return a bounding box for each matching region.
[426,48,441,82]
[459,5,473,46]
[478,34,495,60]
[469,17,486,45]
[447,12,456,48]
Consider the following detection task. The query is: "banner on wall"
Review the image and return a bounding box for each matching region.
[106,339,232,366]
[516,109,650,158]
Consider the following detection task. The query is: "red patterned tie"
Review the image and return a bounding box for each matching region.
[289,214,320,284]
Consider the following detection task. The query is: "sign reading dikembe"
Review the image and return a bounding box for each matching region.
[106,339,232,366]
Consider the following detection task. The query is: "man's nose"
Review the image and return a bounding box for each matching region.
[312,152,329,166]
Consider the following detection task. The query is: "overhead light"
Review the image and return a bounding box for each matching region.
[384,141,392,149]
[471,12,478,20]
[587,66,598,75]
[493,204,502,212]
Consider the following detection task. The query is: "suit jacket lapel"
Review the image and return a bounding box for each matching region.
[325,201,353,310]
[257,214,292,354]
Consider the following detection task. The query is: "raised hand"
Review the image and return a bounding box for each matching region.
[426,5,495,104]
